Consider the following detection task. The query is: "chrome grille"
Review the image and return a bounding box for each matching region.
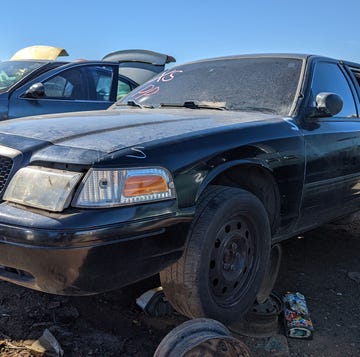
[0,155,14,194]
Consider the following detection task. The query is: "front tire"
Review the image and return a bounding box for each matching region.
[160,186,271,324]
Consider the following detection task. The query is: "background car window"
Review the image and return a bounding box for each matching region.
[43,65,115,101]
[91,66,114,101]
[311,62,357,118]
[44,75,68,97]
[0,61,43,93]
[117,79,131,100]
[43,68,87,99]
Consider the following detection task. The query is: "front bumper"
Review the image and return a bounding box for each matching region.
[0,201,192,295]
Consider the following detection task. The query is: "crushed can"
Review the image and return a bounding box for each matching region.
[283,292,314,339]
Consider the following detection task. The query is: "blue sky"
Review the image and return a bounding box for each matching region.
[2,0,360,65]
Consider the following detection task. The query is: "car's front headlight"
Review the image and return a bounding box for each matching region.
[3,166,83,212]
[73,167,176,208]
[3,166,176,212]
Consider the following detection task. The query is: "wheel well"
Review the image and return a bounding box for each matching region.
[210,165,280,233]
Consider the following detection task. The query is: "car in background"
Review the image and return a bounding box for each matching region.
[0,46,175,120]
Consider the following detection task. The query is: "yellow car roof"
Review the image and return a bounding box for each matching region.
[10,45,69,60]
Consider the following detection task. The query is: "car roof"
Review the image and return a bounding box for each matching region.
[178,53,350,66]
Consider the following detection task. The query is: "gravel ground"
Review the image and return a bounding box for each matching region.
[0,223,359,356]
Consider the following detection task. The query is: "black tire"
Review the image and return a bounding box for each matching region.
[160,185,271,324]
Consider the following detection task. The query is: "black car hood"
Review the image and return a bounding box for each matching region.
[0,108,282,164]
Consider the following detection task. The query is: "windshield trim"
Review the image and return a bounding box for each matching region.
[288,58,306,117]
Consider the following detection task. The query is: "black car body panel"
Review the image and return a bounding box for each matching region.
[0,211,189,294]
[0,54,359,296]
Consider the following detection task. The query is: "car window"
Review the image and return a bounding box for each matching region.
[43,68,87,99]
[0,60,44,93]
[43,75,69,97]
[310,62,357,118]
[117,79,132,100]
[42,65,115,101]
[91,66,114,101]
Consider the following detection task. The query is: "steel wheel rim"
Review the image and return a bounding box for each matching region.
[209,215,257,307]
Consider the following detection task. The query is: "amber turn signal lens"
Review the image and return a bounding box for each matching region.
[123,175,168,197]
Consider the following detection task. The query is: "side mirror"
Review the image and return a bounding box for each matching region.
[313,92,343,117]
[25,82,45,99]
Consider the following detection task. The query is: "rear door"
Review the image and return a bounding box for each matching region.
[298,59,360,228]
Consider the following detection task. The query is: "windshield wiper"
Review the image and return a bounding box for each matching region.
[160,100,228,111]
[239,106,276,114]
[116,100,153,109]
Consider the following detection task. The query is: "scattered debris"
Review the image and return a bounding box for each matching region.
[0,225,358,355]
[348,272,360,284]
[136,287,173,317]
[283,292,314,339]
[0,331,28,354]
[27,329,64,356]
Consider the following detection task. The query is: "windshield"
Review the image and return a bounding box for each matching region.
[118,57,303,116]
[0,60,44,93]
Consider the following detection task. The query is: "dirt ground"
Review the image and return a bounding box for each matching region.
[0,222,359,356]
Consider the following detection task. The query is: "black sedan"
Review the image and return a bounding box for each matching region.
[0,53,359,324]
[0,49,175,120]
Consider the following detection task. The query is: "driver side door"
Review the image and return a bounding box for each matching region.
[298,60,360,229]
[8,64,119,119]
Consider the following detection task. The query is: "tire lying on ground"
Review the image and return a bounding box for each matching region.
[160,185,271,324]
[153,317,252,357]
